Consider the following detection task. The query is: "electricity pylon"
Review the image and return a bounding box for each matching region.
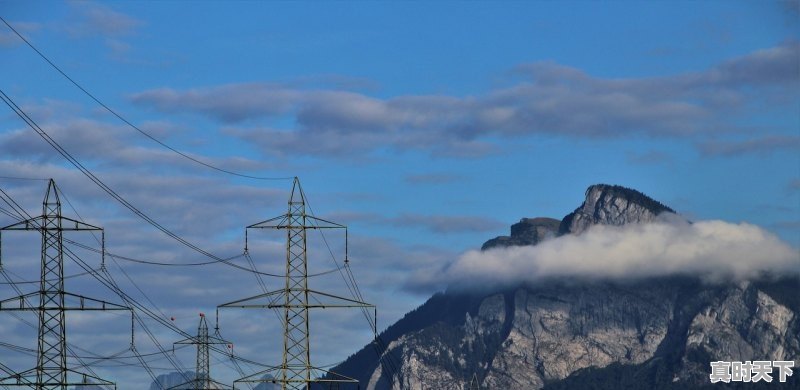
[0,179,132,389]
[168,313,232,390]
[467,373,480,390]
[219,177,374,390]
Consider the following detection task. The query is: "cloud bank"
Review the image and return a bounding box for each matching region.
[416,218,800,290]
[697,135,800,157]
[130,42,800,158]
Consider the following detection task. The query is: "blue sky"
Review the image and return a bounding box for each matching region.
[0,1,798,387]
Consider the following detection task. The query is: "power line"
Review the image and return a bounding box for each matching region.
[52,184,277,375]
[0,267,95,285]
[65,238,340,277]
[0,91,380,386]
[0,183,185,388]
[0,176,48,182]
[0,89,336,283]
[303,198,402,382]
[0,88,264,276]
[0,184,276,388]
[218,178,374,390]
[0,16,292,182]
[0,180,128,390]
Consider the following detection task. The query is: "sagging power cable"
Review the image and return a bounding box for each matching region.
[0,16,291,182]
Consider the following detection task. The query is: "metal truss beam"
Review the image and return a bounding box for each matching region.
[0,179,131,390]
[219,178,373,390]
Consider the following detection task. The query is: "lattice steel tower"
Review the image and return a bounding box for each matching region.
[0,179,131,389]
[219,178,374,390]
[169,313,232,390]
[467,373,481,390]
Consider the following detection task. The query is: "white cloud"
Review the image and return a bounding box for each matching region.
[66,1,141,38]
[389,213,505,234]
[130,42,800,158]
[697,135,800,157]
[0,21,40,47]
[419,218,800,289]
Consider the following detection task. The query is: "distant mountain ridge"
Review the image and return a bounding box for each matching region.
[331,184,799,389]
[147,372,279,390]
[559,184,675,235]
[147,372,195,390]
[482,184,676,250]
[481,217,560,250]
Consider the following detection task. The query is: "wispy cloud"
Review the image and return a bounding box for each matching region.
[62,1,142,60]
[771,220,800,231]
[626,150,672,165]
[65,1,141,38]
[0,21,40,47]
[697,135,800,157]
[321,211,503,234]
[404,173,464,185]
[130,42,800,158]
[0,100,272,177]
[410,218,800,291]
[788,179,800,192]
[389,213,505,234]
[783,0,800,16]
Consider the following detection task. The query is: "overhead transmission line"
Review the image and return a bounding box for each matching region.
[54,186,264,388]
[0,167,305,385]
[62,217,269,388]
[0,102,300,389]
[0,215,118,390]
[0,16,291,182]
[0,174,305,377]
[0,187,185,388]
[0,73,386,383]
[0,176,49,182]
[0,90,337,280]
[0,88,275,274]
[0,186,266,388]
[304,198,403,383]
[2,200,258,387]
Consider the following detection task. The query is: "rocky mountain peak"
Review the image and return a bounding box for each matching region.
[482,184,676,250]
[558,184,675,235]
[481,217,561,250]
[331,184,799,389]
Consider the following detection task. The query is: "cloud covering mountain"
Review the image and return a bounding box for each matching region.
[434,217,799,288]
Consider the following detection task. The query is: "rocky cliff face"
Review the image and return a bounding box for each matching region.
[147,372,194,390]
[559,184,675,235]
[340,278,799,390]
[147,372,251,390]
[482,217,561,250]
[331,185,799,389]
[481,282,673,389]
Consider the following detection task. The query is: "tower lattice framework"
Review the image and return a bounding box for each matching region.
[467,373,481,390]
[219,178,374,390]
[168,313,232,390]
[0,179,131,389]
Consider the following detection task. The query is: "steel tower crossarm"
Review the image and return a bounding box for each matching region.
[0,179,131,390]
[218,178,373,390]
[168,314,233,390]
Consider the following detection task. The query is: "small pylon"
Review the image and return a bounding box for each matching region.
[467,373,481,390]
[0,179,132,389]
[168,313,232,390]
[219,177,374,390]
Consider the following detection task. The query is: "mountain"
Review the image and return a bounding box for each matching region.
[481,217,560,250]
[558,184,675,235]
[72,381,106,390]
[147,372,280,390]
[252,374,281,390]
[332,184,799,389]
[148,372,195,390]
